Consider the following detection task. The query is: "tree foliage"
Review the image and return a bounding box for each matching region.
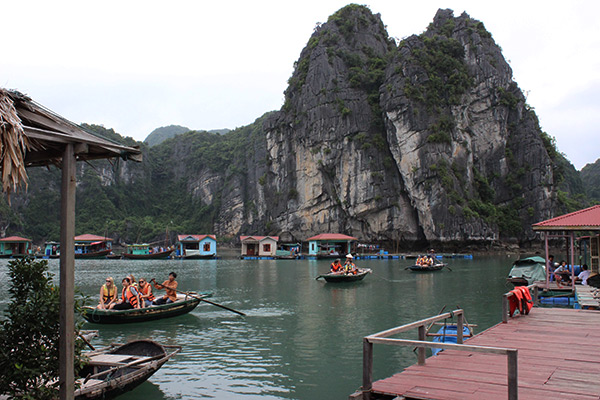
[0,258,86,399]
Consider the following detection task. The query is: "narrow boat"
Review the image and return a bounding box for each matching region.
[408,263,446,272]
[506,256,546,286]
[81,292,211,324]
[431,324,473,356]
[122,244,174,260]
[75,248,111,259]
[316,268,372,282]
[75,339,180,400]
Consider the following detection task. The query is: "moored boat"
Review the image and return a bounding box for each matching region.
[82,292,211,324]
[431,324,473,356]
[316,268,372,282]
[506,256,546,286]
[122,244,174,260]
[75,339,180,400]
[408,263,446,272]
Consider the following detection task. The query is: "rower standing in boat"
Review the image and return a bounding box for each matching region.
[110,277,141,310]
[330,258,343,273]
[344,254,357,275]
[138,278,156,308]
[97,277,117,309]
[151,272,178,305]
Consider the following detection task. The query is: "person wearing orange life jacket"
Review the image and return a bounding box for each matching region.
[97,277,117,309]
[151,272,178,305]
[138,278,155,308]
[330,259,343,273]
[110,277,140,310]
[344,254,357,275]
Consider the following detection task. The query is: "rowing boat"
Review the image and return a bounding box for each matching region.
[408,263,446,272]
[82,292,211,324]
[316,268,372,282]
[75,339,180,400]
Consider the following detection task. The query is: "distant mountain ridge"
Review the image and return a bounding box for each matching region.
[4,5,594,249]
[144,125,231,147]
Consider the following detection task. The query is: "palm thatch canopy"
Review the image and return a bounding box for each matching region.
[0,88,142,196]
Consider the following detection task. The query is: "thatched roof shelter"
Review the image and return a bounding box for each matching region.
[0,88,142,400]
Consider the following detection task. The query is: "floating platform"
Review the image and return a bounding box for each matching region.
[358,308,600,400]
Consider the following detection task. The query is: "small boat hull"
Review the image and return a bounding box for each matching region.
[122,249,174,260]
[409,263,446,272]
[75,249,111,259]
[177,253,216,260]
[82,293,211,324]
[317,269,372,282]
[75,339,180,400]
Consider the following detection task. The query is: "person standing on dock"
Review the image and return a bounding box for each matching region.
[546,254,556,281]
[151,272,178,305]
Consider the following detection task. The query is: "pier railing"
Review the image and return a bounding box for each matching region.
[502,284,538,323]
[361,309,518,400]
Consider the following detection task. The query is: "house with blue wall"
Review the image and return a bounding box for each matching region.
[176,234,217,259]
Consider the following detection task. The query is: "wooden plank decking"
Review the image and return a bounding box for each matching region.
[371,308,600,400]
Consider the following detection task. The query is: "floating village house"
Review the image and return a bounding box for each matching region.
[306,233,358,258]
[240,236,279,258]
[0,236,33,257]
[74,234,113,258]
[176,234,217,259]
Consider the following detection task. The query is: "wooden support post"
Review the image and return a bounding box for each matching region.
[59,144,76,400]
[457,312,464,344]
[362,338,373,400]
[544,233,550,290]
[533,285,539,306]
[507,349,518,400]
[417,325,426,365]
[502,293,509,323]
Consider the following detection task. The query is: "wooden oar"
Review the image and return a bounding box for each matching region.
[151,279,246,316]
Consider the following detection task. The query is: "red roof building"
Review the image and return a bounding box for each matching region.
[306,233,358,241]
[74,234,113,242]
[240,236,279,257]
[307,233,358,257]
[0,236,33,256]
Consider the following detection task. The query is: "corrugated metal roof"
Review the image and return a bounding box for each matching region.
[240,236,279,242]
[74,234,113,242]
[0,236,31,242]
[306,233,358,241]
[177,234,216,242]
[532,205,600,231]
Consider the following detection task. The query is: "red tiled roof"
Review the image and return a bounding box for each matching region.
[306,233,358,241]
[74,234,113,242]
[240,236,279,242]
[177,234,216,242]
[0,236,31,242]
[532,205,600,231]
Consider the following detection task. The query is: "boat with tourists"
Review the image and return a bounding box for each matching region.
[316,268,372,282]
[75,339,180,400]
[408,262,447,272]
[82,292,211,324]
[506,256,546,286]
[122,244,174,260]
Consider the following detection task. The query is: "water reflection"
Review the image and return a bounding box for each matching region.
[0,256,514,399]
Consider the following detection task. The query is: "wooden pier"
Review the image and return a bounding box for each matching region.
[353,307,600,400]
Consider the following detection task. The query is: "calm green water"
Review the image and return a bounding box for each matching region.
[0,255,519,399]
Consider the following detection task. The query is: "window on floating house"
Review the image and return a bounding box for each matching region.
[263,244,271,253]
[203,242,211,252]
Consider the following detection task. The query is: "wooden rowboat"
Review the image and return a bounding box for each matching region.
[75,339,180,400]
[82,292,211,324]
[316,268,372,282]
[408,263,446,272]
[122,249,174,260]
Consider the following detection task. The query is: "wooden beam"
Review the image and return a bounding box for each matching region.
[59,144,76,400]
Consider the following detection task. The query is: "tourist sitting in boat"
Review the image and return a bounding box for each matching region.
[138,278,156,307]
[109,277,141,310]
[426,256,434,266]
[97,276,117,309]
[128,274,138,288]
[344,254,357,275]
[330,258,343,273]
[151,272,178,305]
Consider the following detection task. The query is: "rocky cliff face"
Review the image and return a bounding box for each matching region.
[13,6,567,248]
[258,6,555,245]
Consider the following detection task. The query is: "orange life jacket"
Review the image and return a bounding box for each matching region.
[101,284,117,303]
[122,286,138,308]
[515,286,533,314]
[508,288,523,316]
[140,283,155,301]
[331,262,342,272]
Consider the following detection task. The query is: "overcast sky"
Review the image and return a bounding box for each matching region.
[2,1,599,169]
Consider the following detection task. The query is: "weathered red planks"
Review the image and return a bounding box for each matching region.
[370,308,600,399]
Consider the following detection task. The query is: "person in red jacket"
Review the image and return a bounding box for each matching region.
[330,259,343,273]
